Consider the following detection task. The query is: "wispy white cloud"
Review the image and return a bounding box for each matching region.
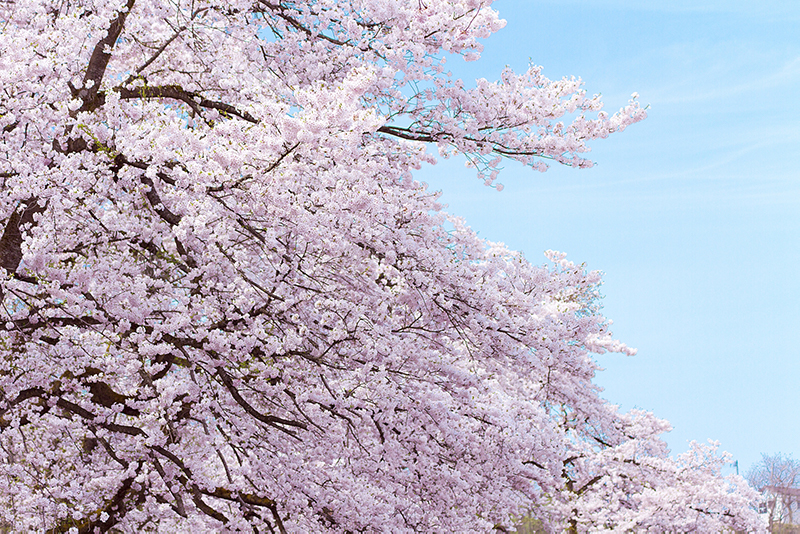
[646,52,800,105]
[528,0,800,19]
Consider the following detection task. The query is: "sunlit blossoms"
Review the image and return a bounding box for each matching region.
[0,1,762,532]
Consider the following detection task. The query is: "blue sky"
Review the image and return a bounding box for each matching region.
[416,0,800,474]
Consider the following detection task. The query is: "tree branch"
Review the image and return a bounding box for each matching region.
[216,367,307,437]
[257,1,348,47]
[76,0,137,113]
[0,198,46,274]
[126,7,211,82]
[115,84,258,124]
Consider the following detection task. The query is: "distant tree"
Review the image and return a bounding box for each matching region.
[747,453,800,531]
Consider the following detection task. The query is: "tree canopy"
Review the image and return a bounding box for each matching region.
[0,0,762,532]
[747,453,800,531]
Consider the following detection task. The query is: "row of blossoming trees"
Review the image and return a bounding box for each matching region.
[0,0,763,532]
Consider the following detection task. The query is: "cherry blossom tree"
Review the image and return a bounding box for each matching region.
[0,0,762,532]
[747,453,800,531]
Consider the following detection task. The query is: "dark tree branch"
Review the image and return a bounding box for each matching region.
[126,7,211,82]
[377,125,439,143]
[189,487,230,524]
[76,0,138,113]
[376,125,554,162]
[0,387,47,425]
[576,474,605,496]
[47,474,143,534]
[140,175,182,226]
[216,367,307,436]
[203,486,277,508]
[151,456,189,517]
[256,1,348,47]
[0,198,46,274]
[115,85,258,124]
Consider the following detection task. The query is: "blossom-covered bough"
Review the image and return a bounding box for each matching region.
[0,1,762,532]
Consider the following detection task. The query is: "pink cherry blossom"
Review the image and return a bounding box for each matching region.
[0,1,761,532]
